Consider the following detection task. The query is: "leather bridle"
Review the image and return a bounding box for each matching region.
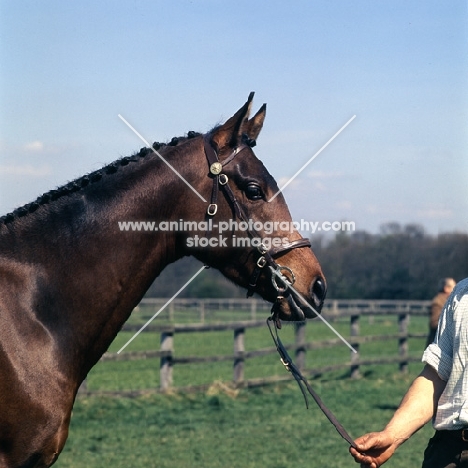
[203,134,357,450]
[203,135,311,306]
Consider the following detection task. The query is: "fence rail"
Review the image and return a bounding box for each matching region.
[79,299,431,396]
[131,297,431,322]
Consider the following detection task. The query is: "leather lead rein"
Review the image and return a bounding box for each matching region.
[267,317,357,449]
[203,135,356,449]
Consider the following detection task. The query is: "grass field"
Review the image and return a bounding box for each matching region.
[55,310,433,467]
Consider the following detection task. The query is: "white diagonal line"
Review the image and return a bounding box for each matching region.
[268,115,356,202]
[269,266,357,353]
[117,265,208,354]
[118,114,207,203]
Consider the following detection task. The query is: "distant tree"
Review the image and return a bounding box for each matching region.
[314,224,468,300]
[380,222,402,236]
[144,225,468,299]
[144,256,244,298]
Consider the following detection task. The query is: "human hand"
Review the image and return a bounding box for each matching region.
[349,431,398,468]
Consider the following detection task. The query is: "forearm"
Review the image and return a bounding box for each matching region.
[383,364,446,446]
[350,364,447,467]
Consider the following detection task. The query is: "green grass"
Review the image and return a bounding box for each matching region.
[55,313,432,467]
[87,313,428,391]
[58,372,433,467]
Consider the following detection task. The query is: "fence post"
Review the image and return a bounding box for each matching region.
[160,330,174,391]
[332,300,338,316]
[200,300,205,323]
[398,313,409,373]
[350,314,360,379]
[295,322,306,371]
[233,327,245,384]
[250,300,257,321]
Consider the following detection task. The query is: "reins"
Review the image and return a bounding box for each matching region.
[203,135,356,449]
[266,316,357,448]
[265,265,357,448]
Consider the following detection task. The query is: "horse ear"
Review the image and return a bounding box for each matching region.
[211,92,254,151]
[244,103,266,141]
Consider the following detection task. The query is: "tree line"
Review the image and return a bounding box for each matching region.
[145,223,468,300]
[311,223,468,299]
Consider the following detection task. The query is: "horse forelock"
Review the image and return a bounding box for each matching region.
[0,131,202,227]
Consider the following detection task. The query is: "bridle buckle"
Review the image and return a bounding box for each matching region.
[207,203,218,216]
[257,243,268,255]
[218,174,228,185]
[462,429,468,442]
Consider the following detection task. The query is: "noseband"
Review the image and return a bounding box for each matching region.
[204,135,357,450]
[203,135,311,306]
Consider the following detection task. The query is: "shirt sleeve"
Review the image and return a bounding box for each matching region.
[422,298,454,382]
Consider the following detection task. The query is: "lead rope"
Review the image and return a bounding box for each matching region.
[267,316,357,448]
[202,135,355,448]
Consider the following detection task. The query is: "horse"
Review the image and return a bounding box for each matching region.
[0,93,326,467]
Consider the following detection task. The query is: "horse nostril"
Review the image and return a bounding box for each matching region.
[311,277,327,308]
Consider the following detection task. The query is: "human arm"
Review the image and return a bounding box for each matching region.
[349,364,446,467]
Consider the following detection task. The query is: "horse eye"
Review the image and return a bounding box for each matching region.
[245,183,264,201]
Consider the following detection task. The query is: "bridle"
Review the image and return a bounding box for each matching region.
[203,134,357,450]
[203,135,311,310]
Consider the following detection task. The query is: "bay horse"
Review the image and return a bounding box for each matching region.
[0,93,326,467]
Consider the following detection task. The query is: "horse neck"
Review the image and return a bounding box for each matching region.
[0,141,204,379]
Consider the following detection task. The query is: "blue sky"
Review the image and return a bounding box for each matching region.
[1,1,467,235]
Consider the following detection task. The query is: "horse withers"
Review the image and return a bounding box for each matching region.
[0,93,326,467]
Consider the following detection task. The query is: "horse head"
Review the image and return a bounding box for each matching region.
[179,93,327,322]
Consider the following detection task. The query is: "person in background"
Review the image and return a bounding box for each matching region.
[427,277,456,347]
[350,277,468,468]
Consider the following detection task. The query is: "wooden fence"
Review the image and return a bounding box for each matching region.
[79,299,431,396]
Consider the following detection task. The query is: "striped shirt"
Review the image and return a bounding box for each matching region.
[422,277,468,430]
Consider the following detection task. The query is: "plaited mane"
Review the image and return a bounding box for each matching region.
[0,131,201,225]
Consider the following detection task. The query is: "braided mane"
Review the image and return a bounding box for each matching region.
[0,131,201,225]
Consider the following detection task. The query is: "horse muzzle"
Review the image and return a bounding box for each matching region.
[270,273,327,323]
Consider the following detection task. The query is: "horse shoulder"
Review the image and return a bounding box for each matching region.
[0,257,74,467]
